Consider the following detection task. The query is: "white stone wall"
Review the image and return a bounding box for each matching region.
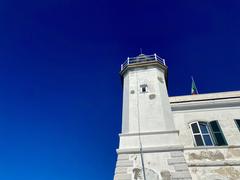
[171,91,240,180]
[186,147,240,180]
[122,66,176,134]
[173,107,240,147]
[189,166,240,180]
[114,151,192,180]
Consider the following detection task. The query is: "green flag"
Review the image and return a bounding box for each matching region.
[191,77,199,95]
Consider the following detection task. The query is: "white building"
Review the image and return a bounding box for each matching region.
[114,54,240,180]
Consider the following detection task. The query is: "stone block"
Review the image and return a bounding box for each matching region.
[115,167,128,174]
[114,174,132,180]
[171,151,184,158]
[116,160,133,167]
[118,154,129,160]
[173,164,189,171]
[167,157,186,165]
[171,171,191,179]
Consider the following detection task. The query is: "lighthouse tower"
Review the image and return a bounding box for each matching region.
[114,54,191,180]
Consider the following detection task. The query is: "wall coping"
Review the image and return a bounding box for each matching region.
[117,145,184,154]
[170,90,240,104]
[119,130,179,137]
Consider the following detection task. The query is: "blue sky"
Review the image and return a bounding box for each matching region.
[0,0,240,179]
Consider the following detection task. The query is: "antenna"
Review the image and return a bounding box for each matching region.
[140,48,143,54]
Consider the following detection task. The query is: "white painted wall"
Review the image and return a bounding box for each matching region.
[122,66,176,134]
[170,92,240,179]
[173,107,240,147]
[170,92,240,147]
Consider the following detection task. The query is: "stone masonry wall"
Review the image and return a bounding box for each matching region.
[114,151,192,180]
[184,147,240,180]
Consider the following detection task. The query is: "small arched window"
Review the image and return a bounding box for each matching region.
[190,121,227,147]
[190,122,213,146]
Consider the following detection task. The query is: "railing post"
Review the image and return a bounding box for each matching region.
[154,53,157,61]
[121,64,123,70]
[163,59,166,65]
[127,57,130,64]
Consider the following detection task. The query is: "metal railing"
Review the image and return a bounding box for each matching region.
[121,53,166,71]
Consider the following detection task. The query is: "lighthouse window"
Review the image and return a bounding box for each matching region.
[142,87,147,93]
[140,84,148,93]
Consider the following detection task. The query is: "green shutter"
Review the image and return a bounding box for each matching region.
[235,119,240,131]
[209,121,228,146]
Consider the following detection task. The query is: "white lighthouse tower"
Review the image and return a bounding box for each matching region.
[114,54,191,180]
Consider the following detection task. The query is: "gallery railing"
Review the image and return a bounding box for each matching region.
[121,54,166,71]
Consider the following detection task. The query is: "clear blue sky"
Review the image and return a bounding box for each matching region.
[0,0,240,179]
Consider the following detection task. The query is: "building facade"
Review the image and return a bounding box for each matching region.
[114,54,240,180]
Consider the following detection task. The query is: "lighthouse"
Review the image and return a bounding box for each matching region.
[114,54,191,180]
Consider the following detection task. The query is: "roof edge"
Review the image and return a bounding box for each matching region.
[170,90,240,103]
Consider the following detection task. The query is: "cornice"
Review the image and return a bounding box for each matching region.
[171,98,240,111]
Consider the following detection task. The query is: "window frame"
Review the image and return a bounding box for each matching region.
[234,119,240,131]
[190,120,228,147]
[190,121,214,147]
[140,84,148,93]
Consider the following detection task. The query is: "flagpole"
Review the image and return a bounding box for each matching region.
[191,76,199,94]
